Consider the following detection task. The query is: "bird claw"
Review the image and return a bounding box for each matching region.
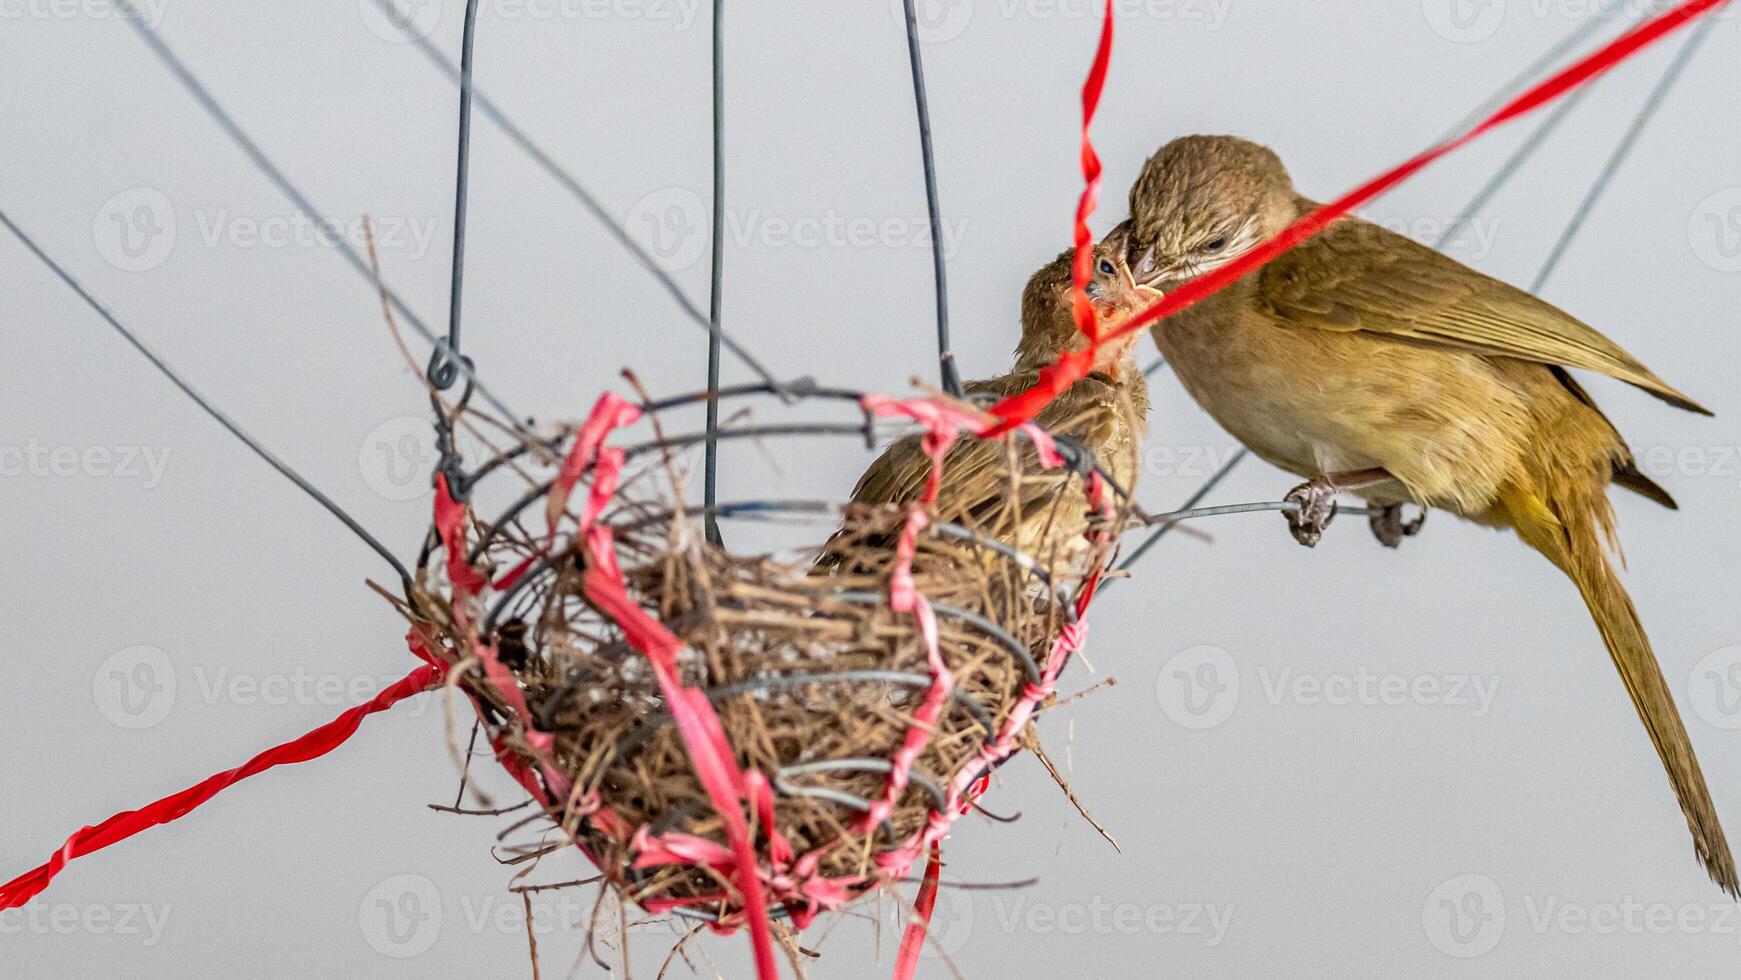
[1283,480,1339,548]
[1368,504,1427,549]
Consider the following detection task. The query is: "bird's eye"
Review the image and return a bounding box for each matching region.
[1096,258,1116,275]
[1201,236,1229,253]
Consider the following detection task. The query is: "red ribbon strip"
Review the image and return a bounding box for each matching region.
[986,0,1730,433]
[0,662,446,910]
[893,843,944,980]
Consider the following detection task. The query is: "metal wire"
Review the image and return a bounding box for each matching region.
[112,0,534,441]
[1533,13,1719,293]
[899,0,961,398]
[429,0,485,392]
[0,206,412,587]
[363,0,787,393]
[1114,448,1247,575]
[703,0,728,547]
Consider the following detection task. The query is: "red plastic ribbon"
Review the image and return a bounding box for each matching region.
[0,662,446,910]
[893,843,944,980]
[985,0,1731,434]
[1070,0,1115,345]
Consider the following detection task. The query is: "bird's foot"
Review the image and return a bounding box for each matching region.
[1368,504,1427,549]
[1283,480,1339,548]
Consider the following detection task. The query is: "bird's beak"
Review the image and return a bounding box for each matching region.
[1129,246,1169,288]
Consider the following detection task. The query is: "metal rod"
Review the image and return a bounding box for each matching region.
[113,1,532,440]
[364,0,785,393]
[1533,13,1718,293]
[704,0,727,547]
[430,0,484,391]
[0,206,412,587]
[899,0,960,397]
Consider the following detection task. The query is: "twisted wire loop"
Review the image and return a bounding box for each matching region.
[394,383,1134,929]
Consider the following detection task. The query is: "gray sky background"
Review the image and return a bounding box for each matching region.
[6,1,1741,977]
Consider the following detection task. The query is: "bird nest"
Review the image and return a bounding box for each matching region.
[396,387,1127,930]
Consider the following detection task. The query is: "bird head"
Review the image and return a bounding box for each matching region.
[1124,135,1298,291]
[1016,233,1156,378]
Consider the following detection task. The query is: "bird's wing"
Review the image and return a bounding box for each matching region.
[1259,217,1710,415]
[848,375,1120,535]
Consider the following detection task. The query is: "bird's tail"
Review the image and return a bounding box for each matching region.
[1496,479,1738,896]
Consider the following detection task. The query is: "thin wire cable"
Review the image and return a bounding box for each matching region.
[900,0,961,397]
[1112,448,1246,576]
[1435,81,1599,249]
[703,0,726,548]
[111,2,533,440]
[1431,1,1627,144]
[432,0,484,391]
[1533,13,1719,292]
[0,206,412,586]
[363,0,784,392]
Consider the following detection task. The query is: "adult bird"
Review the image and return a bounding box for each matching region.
[1122,133,1734,895]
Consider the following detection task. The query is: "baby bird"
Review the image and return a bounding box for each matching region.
[838,239,1152,569]
[1124,133,1734,895]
